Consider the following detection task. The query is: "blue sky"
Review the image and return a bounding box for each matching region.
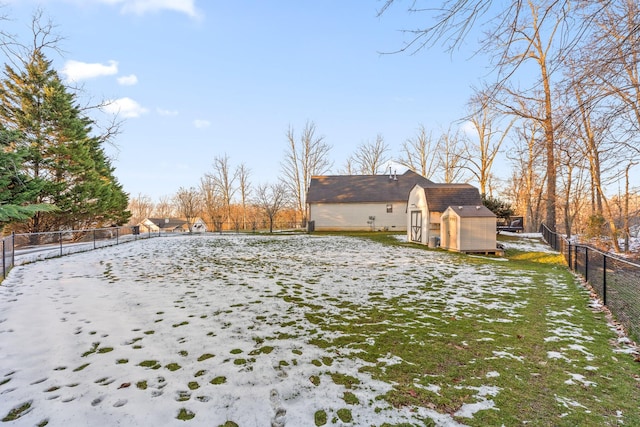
[2,0,490,201]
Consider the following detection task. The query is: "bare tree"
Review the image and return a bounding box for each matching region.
[378,0,597,230]
[281,121,332,225]
[205,154,237,229]
[154,195,175,219]
[347,134,391,175]
[463,90,514,196]
[200,175,225,233]
[506,122,547,232]
[173,187,201,232]
[254,182,289,233]
[437,127,469,183]
[397,124,440,179]
[237,162,251,230]
[127,193,154,225]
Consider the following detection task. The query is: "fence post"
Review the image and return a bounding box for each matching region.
[2,238,5,279]
[584,247,589,282]
[93,230,96,250]
[568,243,572,270]
[116,228,119,245]
[11,232,15,271]
[602,255,607,306]
[59,232,63,256]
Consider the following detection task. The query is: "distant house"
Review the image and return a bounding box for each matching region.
[407,183,484,247]
[139,217,208,233]
[440,205,498,254]
[306,170,434,231]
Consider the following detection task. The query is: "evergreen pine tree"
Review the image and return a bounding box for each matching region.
[0,48,130,232]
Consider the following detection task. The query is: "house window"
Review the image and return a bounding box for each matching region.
[386,204,393,213]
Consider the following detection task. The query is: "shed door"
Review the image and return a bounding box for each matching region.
[410,211,422,242]
[449,216,458,250]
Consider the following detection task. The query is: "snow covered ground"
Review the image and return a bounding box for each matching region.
[0,234,633,426]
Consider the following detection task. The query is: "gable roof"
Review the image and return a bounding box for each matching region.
[444,205,496,218]
[421,184,483,213]
[144,218,187,229]
[307,170,434,204]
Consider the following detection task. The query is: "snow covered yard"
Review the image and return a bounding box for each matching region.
[1,234,638,426]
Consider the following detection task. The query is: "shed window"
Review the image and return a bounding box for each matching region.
[386,204,393,213]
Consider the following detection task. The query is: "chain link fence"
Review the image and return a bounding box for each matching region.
[1,226,160,280]
[540,223,640,343]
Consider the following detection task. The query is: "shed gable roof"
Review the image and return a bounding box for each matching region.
[422,185,483,213]
[444,205,496,218]
[307,170,433,204]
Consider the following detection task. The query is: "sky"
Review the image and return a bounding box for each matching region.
[1,0,492,201]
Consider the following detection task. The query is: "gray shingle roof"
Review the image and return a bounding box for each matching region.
[422,185,483,213]
[146,218,187,229]
[307,170,434,203]
[445,205,496,218]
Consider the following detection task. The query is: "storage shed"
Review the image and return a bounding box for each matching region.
[440,205,500,254]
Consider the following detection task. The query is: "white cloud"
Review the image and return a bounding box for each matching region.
[96,0,202,19]
[157,107,179,116]
[61,60,118,82]
[460,120,477,136]
[193,119,211,129]
[103,97,148,118]
[117,74,138,86]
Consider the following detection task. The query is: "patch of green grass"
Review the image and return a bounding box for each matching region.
[233,359,246,365]
[218,422,238,427]
[249,346,274,355]
[230,348,243,354]
[336,408,352,423]
[188,381,199,390]
[343,391,359,405]
[116,359,128,364]
[2,401,32,422]
[210,376,226,385]
[310,375,320,386]
[72,363,90,372]
[314,409,327,426]
[172,321,189,328]
[176,391,190,402]
[165,363,181,371]
[197,353,215,362]
[194,370,206,377]
[176,408,195,421]
[139,360,159,368]
[136,380,147,390]
[330,373,360,389]
[97,347,113,354]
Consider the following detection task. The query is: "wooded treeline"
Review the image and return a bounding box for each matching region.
[1,4,639,254]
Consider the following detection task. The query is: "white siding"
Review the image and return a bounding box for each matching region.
[310,202,408,231]
[441,207,497,252]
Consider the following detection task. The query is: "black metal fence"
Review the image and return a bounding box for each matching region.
[1,226,160,280]
[540,223,640,343]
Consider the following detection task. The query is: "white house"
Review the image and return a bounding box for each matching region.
[306,170,433,231]
[440,205,498,254]
[407,183,484,247]
[139,217,208,233]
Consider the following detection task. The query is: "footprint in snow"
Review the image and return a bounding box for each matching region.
[270,389,286,427]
